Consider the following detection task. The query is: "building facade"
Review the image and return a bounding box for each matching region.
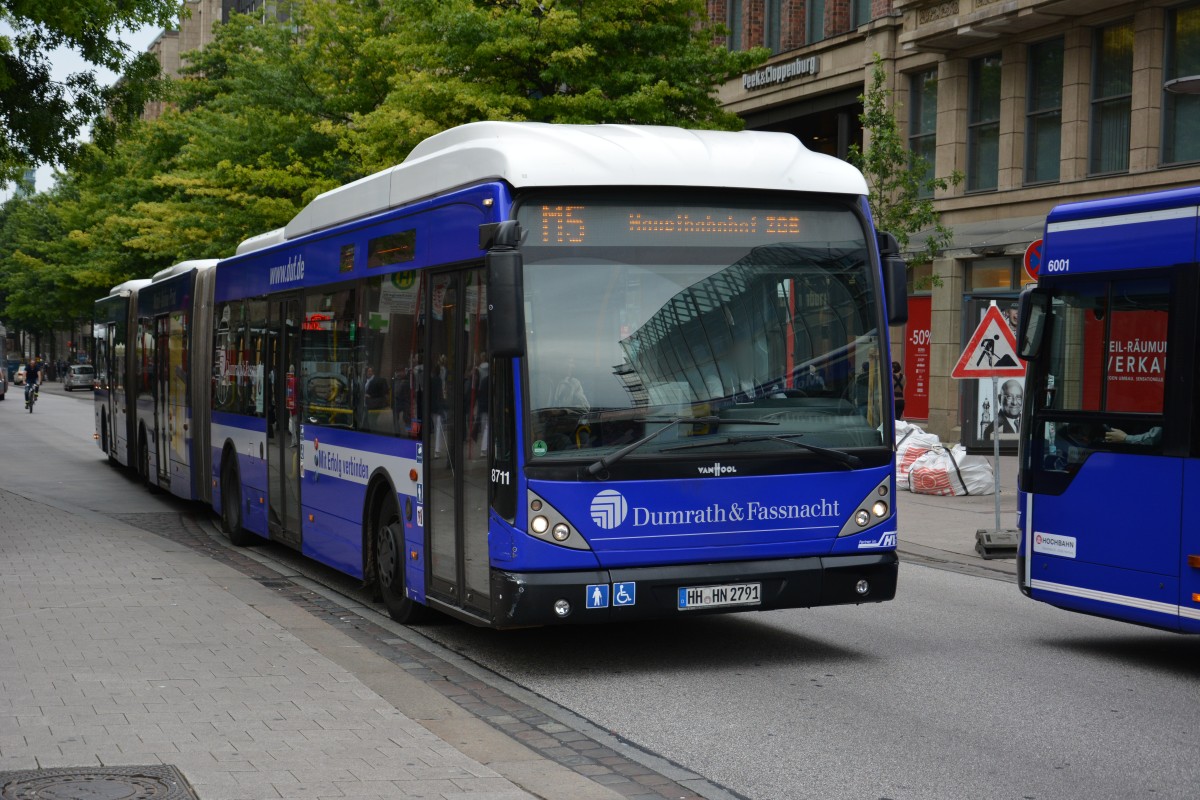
[712,0,1200,445]
[142,0,266,122]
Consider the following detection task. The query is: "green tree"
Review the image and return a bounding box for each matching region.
[848,53,961,273]
[0,0,178,183]
[0,0,767,323]
[328,0,766,173]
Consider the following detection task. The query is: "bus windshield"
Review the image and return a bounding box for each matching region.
[1025,276,1170,476]
[517,195,886,462]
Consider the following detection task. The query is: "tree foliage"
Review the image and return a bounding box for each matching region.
[848,53,961,270]
[0,0,764,338]
[331,0,764,172]
[0,0,178,184]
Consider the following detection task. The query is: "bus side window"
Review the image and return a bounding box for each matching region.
[364,273,425,439]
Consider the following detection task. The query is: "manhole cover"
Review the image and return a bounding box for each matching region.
[0,766,197,800]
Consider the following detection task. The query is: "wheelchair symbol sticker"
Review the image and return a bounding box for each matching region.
[613,582,636,607]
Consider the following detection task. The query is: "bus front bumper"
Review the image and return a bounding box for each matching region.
[491,552,897,627]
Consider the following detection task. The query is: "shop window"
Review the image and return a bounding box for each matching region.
[1026,38,1064,184]
[967,55,1002,192]
[969,258,1018,291]
[1163,4,1200,165]
[1090,21,1133,175]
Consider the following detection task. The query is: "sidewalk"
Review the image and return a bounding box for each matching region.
[896,453,1020,578]
[0,486,633,800]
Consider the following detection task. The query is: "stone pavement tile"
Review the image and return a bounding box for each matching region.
[0,496,539,800]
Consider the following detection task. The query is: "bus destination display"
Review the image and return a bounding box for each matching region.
[533,203,815,248]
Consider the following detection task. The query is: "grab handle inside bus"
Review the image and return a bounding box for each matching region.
[484,221,527,358]
[1016,285,1051,361]
[877,230,908,327]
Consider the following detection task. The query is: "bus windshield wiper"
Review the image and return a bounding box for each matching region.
[586,416,720,475]
[662,433,862,468]
[585,412,782,474]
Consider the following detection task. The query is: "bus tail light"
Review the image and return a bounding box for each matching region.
[1187,555,1200,569]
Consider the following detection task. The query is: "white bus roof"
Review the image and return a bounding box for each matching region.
[150,259,219,282]
[237,122,867,253]
[106,278,152,297]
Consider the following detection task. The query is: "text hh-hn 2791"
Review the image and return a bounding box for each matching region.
[1016,185,1200,632]
[94,122,908,628]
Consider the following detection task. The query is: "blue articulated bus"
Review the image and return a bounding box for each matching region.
[95,262,218,499]
[1016,185,1200,632]
[95,278,152,469]
[103,122,909,627]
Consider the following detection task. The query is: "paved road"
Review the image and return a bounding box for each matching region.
[16,389,1200,800]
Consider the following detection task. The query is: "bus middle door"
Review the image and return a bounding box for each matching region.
[267,296,302,548]
[154,314,171,487]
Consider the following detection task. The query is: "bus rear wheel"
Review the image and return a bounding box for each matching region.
[375,496,426,625]
[221,461,254,547]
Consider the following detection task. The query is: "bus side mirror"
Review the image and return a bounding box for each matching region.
[877,231,908,327]
[483,221,526,358]
[1017,286,1051,361]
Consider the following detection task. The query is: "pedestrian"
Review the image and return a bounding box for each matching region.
[892,361,905,420]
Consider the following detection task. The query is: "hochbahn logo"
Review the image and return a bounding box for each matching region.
[270,254,305,286]
[589,490,839,530]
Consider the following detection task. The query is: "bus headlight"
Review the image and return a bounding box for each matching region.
[525,490,593,551]
[838,476,893,537]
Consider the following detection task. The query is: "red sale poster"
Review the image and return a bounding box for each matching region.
[1082,308,1168,413]
[903,296,931,419]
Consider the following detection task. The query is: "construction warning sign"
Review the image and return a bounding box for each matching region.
[951,304,1026,379]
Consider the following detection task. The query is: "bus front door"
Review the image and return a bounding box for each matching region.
[267,297,302,548]
[426,268,491,615]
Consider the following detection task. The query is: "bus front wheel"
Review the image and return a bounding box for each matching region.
[374,495,426,625]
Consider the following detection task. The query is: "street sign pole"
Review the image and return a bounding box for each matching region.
[992,374,1001,534]
[950,300,1026,559]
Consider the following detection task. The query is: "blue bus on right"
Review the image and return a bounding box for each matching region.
[1016,186,1200,632]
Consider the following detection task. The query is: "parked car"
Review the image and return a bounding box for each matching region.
[0,370,6,400]
[14,364,25,385]
[64,363,95,391]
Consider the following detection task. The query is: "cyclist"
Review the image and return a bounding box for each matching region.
[24,356,42,409]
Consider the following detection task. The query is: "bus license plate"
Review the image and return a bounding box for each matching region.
[677,582,761,611]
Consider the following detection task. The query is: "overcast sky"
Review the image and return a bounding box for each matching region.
[0,22,166,199]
